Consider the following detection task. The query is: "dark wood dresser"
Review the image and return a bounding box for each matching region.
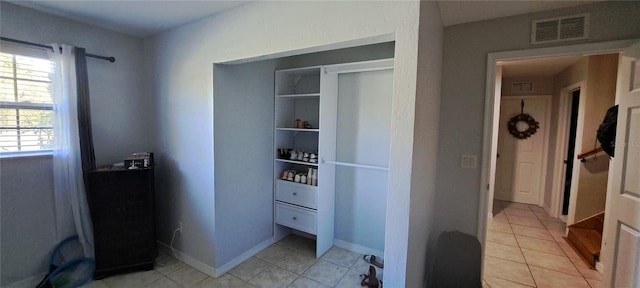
[86,167,156,279]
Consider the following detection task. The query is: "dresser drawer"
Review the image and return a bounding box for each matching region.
[275,203,317,235]
[275,180,318,209]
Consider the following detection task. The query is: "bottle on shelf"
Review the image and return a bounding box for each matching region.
[313,169,318,186]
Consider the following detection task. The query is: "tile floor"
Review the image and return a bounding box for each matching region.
[78,235,381,288]
[483,200,603,288]
[11,201,599,288]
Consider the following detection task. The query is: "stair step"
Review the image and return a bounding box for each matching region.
[567,227,601,267]
[571,212,605,232]
[594,215,604,235]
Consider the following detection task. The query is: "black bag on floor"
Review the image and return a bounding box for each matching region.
[432,231,481,288]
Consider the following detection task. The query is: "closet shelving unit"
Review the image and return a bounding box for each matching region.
[273,66,335,257]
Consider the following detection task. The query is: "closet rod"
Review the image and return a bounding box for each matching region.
[1,37,115,63]
[322,159,389,171]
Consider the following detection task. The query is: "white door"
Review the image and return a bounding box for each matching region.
[495,96,550,204]
[601,43,640,287]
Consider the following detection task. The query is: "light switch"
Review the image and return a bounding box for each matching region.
[461,154,478,169]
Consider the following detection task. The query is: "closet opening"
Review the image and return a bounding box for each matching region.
[212,41,395,277]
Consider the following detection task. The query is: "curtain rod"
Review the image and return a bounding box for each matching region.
[0,37,115,63]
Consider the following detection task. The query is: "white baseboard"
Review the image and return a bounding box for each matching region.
[333,239,383,257]
[157,242,218,277]
[157,238,273,278]
[596,261,604,273]
[543,205,553,217]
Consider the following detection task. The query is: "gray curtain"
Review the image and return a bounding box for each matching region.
[74,47,96,183]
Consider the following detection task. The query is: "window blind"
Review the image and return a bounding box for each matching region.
[0,50,55,153]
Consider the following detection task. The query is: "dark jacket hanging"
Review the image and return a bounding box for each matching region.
[597,105,618,157]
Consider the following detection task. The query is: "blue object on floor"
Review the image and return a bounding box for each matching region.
[432,230,482,288]
[36,236,95,288]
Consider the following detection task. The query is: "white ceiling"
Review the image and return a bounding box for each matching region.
[9,0,596,38]
[501,56,584,78]
[9,0,250,38]
[9,0,599,78]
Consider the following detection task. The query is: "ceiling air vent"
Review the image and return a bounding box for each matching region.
[532,14,589,45]
[512,82,533,93]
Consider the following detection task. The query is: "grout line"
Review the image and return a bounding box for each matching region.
[485,275,536,288]
[485,255,527,265]
[510,221,538,288]
[520,249,584,277]
[189,275,209,288]
[294,258,317,277]
[486,202,600,288]
[485,238,520,249]
[331,270,349,288]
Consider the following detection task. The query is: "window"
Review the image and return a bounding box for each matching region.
[0,45,54,154]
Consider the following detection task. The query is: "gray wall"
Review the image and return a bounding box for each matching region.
[212,60,277,266]
[409,1,443,287]
[436,2,640,239]
[0,156,55,285]
[144,3,424,285]
[0,2,152,166]
[0,2,148,285]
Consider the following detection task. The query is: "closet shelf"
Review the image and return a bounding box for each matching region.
[276,128,319,132]
[274,65,328,257]
[277,93,320,98]
[275,159,319,166]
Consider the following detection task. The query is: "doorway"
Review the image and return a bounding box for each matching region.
[485,56,578,286]
[562,89,581,217]
[494,95,550,205]
[479,40,637,285]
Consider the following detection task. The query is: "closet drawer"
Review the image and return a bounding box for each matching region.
[275,180,317,209]
[275,203,316,235]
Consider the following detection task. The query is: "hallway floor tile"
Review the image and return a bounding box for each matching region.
[483,200,603,288]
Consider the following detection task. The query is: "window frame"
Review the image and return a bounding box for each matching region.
[0,43,55,158]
